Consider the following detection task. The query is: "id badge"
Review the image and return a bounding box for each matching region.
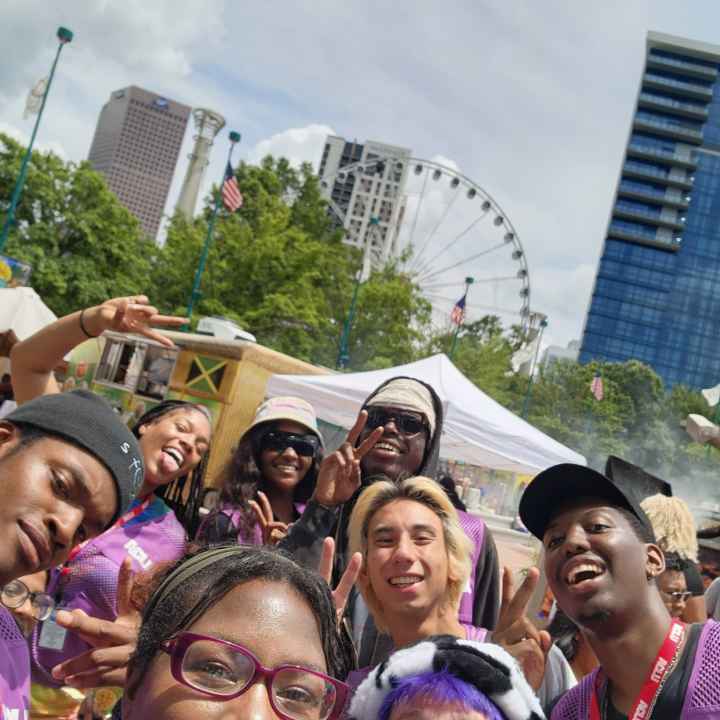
[38,613,68,651]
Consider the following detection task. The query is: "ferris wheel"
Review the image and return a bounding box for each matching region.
[319,154,531,335]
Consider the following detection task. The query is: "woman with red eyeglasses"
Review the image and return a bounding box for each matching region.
[197,397,325,546]
[122,544,352,720]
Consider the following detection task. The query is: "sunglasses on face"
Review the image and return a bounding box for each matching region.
[160,632,348,720]
[661,590,692,603]
[365,408,427,436]
[1,579,55,621]
[260,430,320,458]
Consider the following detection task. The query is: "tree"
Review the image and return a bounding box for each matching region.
[424,316,517,404]
[151,157,433,369]
[0,133,155,316]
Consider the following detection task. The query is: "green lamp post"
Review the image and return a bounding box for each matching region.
[0,26,73,253]
[185,131,242,326]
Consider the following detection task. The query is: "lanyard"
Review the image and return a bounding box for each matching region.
[59,495,153,580]
[589,620,685,720]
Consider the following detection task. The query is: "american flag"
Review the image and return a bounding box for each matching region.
[450,293,467,326]
[221,162,243,212]
[590,371,604,401]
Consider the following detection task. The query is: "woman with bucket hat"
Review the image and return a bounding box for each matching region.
[198,396,325,546]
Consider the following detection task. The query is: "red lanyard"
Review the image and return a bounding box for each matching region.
[59,495,153,578]
[589,620,685,720]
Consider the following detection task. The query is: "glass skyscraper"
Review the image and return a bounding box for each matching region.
[580,32,720,388]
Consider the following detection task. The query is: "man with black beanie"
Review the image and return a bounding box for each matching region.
[0,389,142,717]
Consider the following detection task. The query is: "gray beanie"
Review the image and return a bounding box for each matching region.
[6,390,144,526]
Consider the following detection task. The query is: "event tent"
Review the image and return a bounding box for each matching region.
[266,353,585,475]
[0,287,57,356]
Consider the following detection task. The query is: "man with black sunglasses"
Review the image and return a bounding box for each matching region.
[279,376,500,666]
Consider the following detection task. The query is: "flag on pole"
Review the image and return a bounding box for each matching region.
[23,78,48,119]
[221,162,243,212]
[450,292,467,325]
[590,371,604,401]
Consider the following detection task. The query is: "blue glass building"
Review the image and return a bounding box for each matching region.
[580,33,720,388]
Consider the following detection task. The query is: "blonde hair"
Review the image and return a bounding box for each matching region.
[347,476,473,633]
[640,494,698,561]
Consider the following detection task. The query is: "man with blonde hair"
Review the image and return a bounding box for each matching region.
[280,376,500,666]
[347,476,575,710]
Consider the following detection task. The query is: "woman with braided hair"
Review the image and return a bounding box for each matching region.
[10,296,213,718]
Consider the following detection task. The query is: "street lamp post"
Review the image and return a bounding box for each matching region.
[336,217,379,369]
[185,131,241,326]
[0,26,73,253]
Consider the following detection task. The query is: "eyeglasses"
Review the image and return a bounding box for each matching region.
[260,430,319,459]
[1,579,55,621]
[160,632,348,720]
[661,590,692,603]
[366,408,427,436]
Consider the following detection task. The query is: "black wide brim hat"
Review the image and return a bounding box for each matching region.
[519,463,654,540]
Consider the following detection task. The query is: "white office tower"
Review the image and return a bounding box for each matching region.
[318,136,411,275]
[175,108,226,220]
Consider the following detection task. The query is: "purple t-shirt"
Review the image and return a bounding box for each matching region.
[32,496,186,684]
[0,605,30,717]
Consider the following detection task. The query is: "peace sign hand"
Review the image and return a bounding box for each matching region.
[250,491,290,546]
[311,410,384,508]
[50,558,141,689]
[83,295,187,348]
[492,567,552,690]
[319,537,362,625]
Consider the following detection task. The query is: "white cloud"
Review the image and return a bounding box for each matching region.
[247,124,336,169]
[0,120,67,159]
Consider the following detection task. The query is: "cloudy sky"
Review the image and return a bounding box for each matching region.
[2,1,720,349]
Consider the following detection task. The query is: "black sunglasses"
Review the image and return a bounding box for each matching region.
[366,408,427,436]
[260,430,319,458]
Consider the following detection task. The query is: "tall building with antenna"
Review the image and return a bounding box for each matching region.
[88,86,191,239]
[175,109,226,219]
[318,136,411,271]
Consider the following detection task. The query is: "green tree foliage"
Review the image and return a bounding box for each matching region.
[426,316,517,404]
[0,133,155,315]
[149,157,432,369]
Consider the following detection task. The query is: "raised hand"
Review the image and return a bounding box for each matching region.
[319,537,362,624]
[83,295,187,348]
[492,566,552,690]
[50,558,141,689]
[250,491,290,546]
[311,410,384,507]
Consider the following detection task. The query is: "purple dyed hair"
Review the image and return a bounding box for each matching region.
[378,669,507,720]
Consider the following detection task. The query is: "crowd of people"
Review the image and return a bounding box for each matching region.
[0,294,719,719]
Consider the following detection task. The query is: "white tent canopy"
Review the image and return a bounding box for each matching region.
[0,287,57,344]
[266,353,585,475]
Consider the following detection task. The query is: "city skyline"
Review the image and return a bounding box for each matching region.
[2,2,720,355]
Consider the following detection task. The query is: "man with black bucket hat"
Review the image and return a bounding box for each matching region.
[0,390,142,717]
[519,463,720,719]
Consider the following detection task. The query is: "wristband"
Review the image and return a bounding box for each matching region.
[79,308,100,338]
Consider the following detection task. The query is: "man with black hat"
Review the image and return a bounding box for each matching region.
[519,463,720,719]
[0,390,142,717]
